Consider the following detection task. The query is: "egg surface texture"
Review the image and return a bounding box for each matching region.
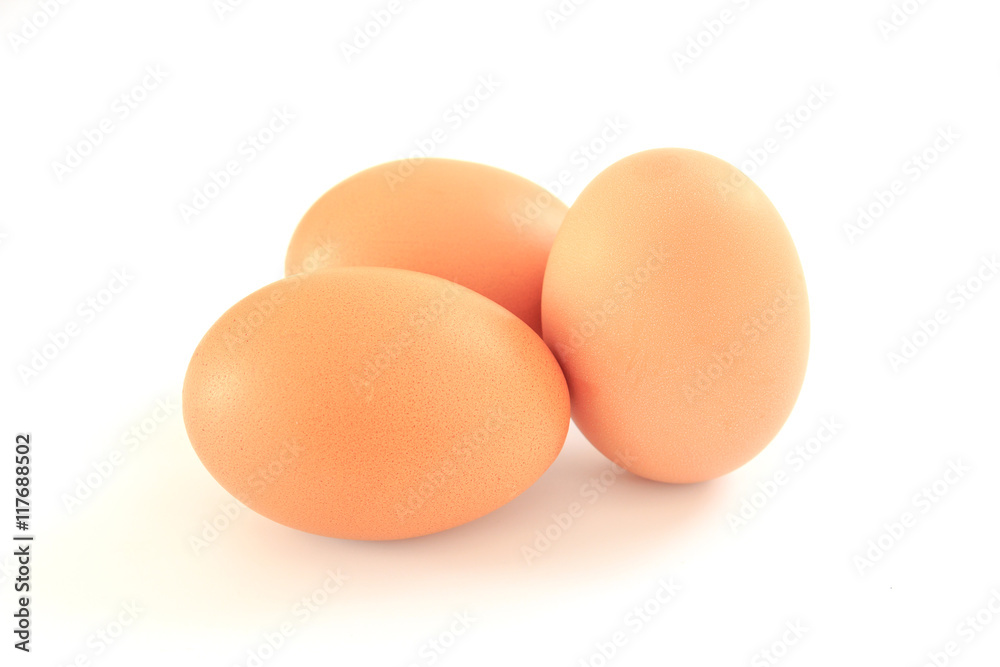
[285,158,566,335]
[183,267,570,540]
[541,148,809,483]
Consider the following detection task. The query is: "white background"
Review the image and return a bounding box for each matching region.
[2,0,999,665]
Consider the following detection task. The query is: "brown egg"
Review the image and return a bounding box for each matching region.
[541,148,809,483]
[183,267,570,540]
[285,158,566,335]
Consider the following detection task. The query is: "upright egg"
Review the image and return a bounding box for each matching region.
[541,148,809,483]
[183,267,570,540]
[285,158,567,335]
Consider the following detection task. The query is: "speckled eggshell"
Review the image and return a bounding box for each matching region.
[541,148,809,483]
[285,158,567,335]
[183,267,570,540]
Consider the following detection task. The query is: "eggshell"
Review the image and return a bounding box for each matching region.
[183,267,570,540]
[285,158,566,335]
[541,148,809,483]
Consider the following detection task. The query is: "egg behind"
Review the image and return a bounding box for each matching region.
[542,148,810,483]
[183,267,571,540]
[285,158,567,335]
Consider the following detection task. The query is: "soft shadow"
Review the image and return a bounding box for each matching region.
[42,421,725,628]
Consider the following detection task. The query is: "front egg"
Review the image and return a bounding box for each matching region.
[183,267,571,540]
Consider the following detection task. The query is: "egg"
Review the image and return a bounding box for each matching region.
[285,158,567,335]
[183,267,570,540]
[541,148,809,483]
